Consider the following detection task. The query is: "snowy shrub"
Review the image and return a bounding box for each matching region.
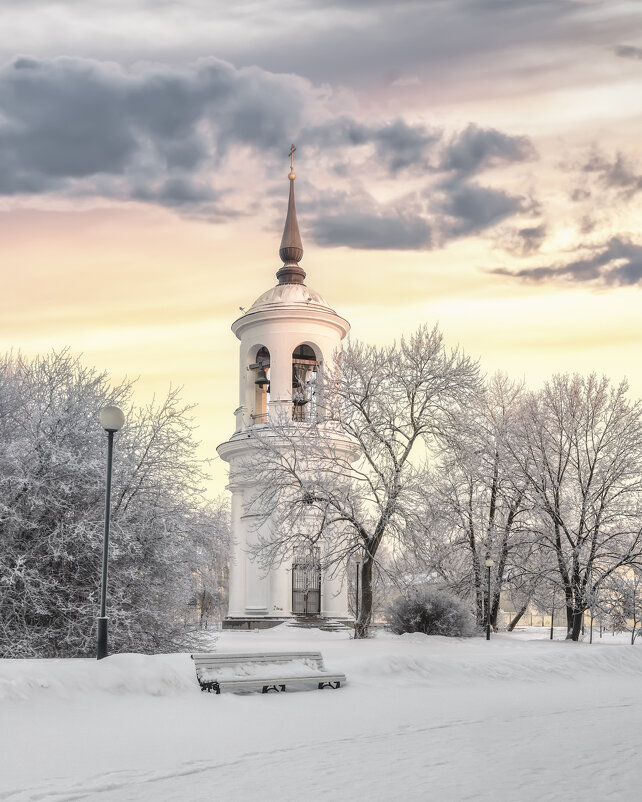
[386,587,476,637]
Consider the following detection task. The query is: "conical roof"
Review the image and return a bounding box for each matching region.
[276,149,306,285]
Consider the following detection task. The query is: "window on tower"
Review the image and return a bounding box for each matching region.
[291,344,319,422]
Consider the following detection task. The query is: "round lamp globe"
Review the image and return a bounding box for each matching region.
[99,405,125,432]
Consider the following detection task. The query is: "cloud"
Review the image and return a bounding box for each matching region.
[305,187,432,250]
[304,119,535,179]
[303,117,441,175]
[497,223,547,256]
[0,55,313,212]
[304,170,534,251]
[439,124,536,178]
[582,151,642,197]
[310,208,432,250]
[490,237,642,287]
[437,180,530,238]
[0,55,538,244]
[613,44,642,61]
[515,224,547,254]
[187,0,603,93]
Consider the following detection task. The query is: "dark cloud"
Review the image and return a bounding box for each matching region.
[439,124,536,177]
[304,171,534,251]
[304,119,534,179]
[490,237,642,287]
[303,117,441,175]
[310,209,432,250]
[498,223,547,256]
[0,55,310,211]
[131,178,224,209]
[437,180,529,238]
[0,0,638,112]
[0,55,538,243]
[613,44,642,61]
[304,187,431,250]
[515,224,547,254]
[371,119,441,173]
[582,152,642,197]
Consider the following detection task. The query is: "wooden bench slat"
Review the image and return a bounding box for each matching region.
[192,652,323,662]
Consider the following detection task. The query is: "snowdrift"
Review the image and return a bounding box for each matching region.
[2,628,642,703]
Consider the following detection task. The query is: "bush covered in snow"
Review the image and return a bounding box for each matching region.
[386,587,476,637]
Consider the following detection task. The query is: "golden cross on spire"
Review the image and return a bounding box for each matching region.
[289,144,296,179]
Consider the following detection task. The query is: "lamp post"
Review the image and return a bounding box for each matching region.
[485,558,494,641]
[97,405,125,660]
[354,553,363,638]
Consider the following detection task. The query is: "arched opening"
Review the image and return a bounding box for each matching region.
[291,343,319,422]
[251,346,270,424]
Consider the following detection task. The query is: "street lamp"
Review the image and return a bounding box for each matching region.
[97,405,125,660]
[354,553,363,638]
[485,558,494,641]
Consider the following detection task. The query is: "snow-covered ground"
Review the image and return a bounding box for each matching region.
[2,626,641,802]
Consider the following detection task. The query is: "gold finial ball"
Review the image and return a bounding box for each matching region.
[288,171,296,180]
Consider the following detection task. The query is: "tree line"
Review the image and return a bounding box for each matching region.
[4,333,640,651]
[242,325,642,640]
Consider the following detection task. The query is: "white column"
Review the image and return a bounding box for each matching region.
[226,489,246,617]
[321,561,349,618]
[242,513,270,615]
[269,559,293,617]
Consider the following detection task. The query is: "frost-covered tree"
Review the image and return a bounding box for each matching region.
[428,374,532,629]
[0,351,228,657]
[599,570,642,644]
[240,325,479,638]
[186,497,230,628]
[513,374,642,641]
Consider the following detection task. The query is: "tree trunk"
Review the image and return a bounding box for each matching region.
[507,604,528,631]
[490,589,502,629]
[565,603,574,637]
[355,558,373,638]
[569,610,583,641]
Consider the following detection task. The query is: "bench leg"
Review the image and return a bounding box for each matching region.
[318,681,341,690]
[262,684,286,693]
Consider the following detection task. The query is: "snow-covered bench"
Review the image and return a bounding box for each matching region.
[190,651,346,694]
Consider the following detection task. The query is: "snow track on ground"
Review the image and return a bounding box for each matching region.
[3,696,640,802]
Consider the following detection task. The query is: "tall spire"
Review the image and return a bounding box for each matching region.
[277,144,306,285]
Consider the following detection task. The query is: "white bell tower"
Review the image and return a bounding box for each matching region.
[217,149,355,629]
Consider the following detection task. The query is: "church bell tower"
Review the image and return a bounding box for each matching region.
[217,148,355,628]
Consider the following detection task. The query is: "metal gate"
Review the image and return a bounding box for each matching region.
[292,548,321,615]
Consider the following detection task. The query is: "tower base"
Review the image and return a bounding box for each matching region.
[222,616,291,630]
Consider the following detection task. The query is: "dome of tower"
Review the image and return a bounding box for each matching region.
[244,281,336,316]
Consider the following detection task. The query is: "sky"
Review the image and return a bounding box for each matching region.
[1,0,642,494]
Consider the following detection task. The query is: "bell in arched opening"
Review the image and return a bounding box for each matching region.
[292,344,318,421]
[252,346,270,424]
[255,366,269,388]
